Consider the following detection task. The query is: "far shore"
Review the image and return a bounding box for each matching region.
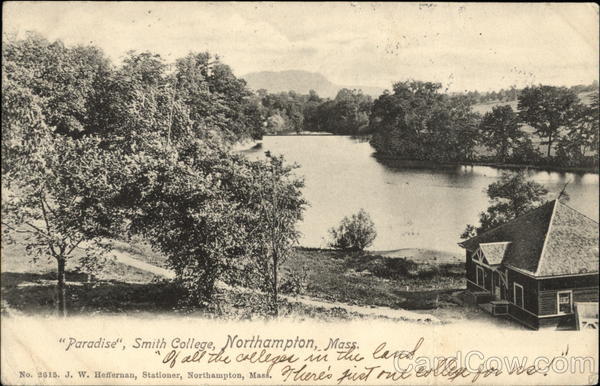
[373,153,599,175]
[240,134,599,174]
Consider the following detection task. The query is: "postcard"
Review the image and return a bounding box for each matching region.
[1,2,598,385]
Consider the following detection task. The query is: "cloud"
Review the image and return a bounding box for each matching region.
[4,2,598,91]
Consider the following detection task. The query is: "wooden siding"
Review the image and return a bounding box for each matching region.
[538,314,576,330]
[508,303,539,329]
[538,273,598,316]
[539,287,599,316]
[538,274,599,291]
[465,250,475,285]
[506,267,538,315]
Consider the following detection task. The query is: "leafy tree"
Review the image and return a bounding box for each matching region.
[370,81,446,159]
[509,134,542,164]
[1,75,48,174]
[518,85,580,157]
[122,139,305,312]
[369,81,480,162]
[556,93,599,166]
[329,209,377,251]
[260,91,307,134]
[2,136,126,316]
[244,153,306,315]
[2,32,111,138]
[461,171,548,238]
[479,105,523,162]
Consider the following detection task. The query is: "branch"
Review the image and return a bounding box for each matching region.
[65,237,85,257]
[1,222,36,234]
[39,195,53,234]
[24,221,49,236]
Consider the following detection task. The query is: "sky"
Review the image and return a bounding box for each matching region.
[4,2,599,92]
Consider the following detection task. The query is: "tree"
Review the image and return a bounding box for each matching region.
[461,171,548,238]
[2,136,126,316]
[518,85,579,157]
[369,81,446,159]
[122,140,305,313]
[244,153,306,315]
[2,32,111,138]
[479,105,523,162]
[2,34,306,318]
[369,81,480,162]
[329,209,377,251]
[555,93,599,166]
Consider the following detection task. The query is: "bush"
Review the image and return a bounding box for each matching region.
[328,209,377,251]
[279,266,309,297]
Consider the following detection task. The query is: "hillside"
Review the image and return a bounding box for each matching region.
[242,70,384,98]
[471,90,597,115]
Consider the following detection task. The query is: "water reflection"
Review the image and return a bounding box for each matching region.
[244,136,599,255]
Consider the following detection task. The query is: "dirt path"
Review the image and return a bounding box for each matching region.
[111,251,175,279]
[110,248,440,323]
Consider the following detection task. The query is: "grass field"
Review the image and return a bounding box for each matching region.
[2,236,469,319]
[283,247,464,310]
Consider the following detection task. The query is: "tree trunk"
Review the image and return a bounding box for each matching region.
[272,252,278,317]
[57,258,67,317]
[547,133,553,158]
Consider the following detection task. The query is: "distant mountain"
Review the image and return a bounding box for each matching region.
[242,70,385,98]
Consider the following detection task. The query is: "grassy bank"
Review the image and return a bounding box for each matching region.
[2,238,465,317]
[283,247,464,310]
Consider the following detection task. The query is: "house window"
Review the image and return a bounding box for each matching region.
[513,283,524,308]
[476,266,485,288]
[557,291,572,314]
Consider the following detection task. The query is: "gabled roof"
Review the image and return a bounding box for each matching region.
[459,200,599,277]
[479,242,511,265]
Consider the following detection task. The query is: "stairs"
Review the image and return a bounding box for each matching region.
[464,290,494,305]
[479,300,509,316]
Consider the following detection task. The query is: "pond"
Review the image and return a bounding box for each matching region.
[244,136,599,255]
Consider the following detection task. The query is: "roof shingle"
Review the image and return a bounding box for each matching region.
[459,200,599,277]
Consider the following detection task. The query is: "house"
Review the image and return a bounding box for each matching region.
[458,199,599,330]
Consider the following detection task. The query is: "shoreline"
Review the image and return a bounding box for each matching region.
[373,153,599,175]
[259,134,599,174]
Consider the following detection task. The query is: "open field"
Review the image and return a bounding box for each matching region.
[1,237,520,327]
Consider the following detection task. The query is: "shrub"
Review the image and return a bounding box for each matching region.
[279,266,309,297]
[328,209,377,251]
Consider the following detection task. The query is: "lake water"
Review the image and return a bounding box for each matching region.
[244,136,599,255]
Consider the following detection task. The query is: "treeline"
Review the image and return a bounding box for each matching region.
[369,81,599,168]
[257,88,373,135]
[257,81,598,170]
[2,33,305,316]
[455,81,598,104]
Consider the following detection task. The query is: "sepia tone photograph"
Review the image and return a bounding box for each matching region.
[1,2,598,385]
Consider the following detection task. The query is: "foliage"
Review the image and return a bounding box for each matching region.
[3,32,112,138]
[479,105,524,162]
[555,93,599,166]
[303,89,373,135]
[329,209,377,251]
[258,88,373,135]
[367,80,597,169]
[369,81,481,162]
[518,85,580,157]
[1,135,127,315]
[461,171,549,238]
[240,153,307,314]
[260,90,307,134]
[2,34,295,317]
[279,264,309,297]
[119,140,306,312]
